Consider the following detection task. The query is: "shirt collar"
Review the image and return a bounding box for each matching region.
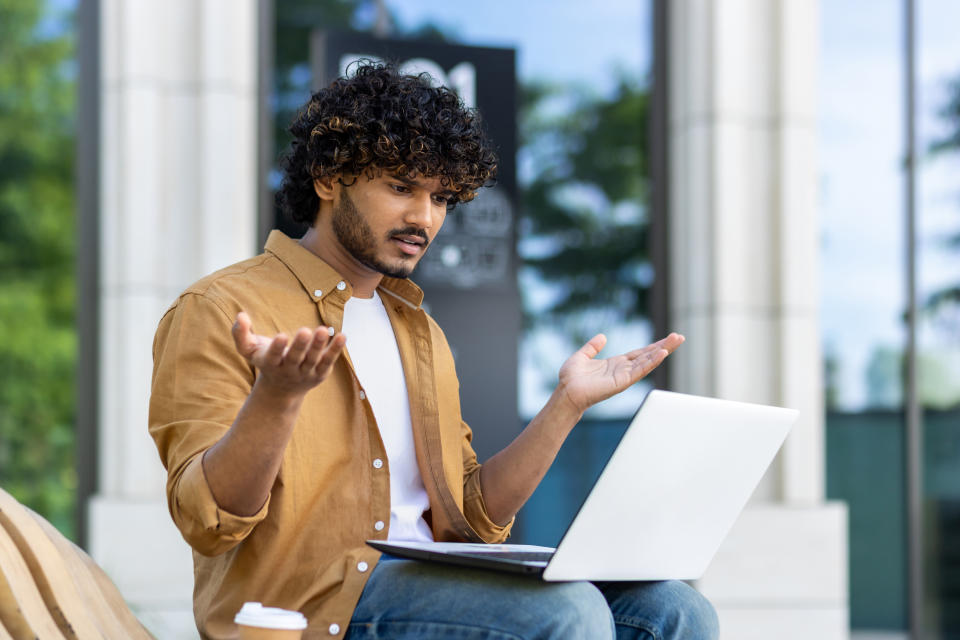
[264,230,425,308]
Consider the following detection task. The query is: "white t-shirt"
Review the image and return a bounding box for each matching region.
[341,291,434,543]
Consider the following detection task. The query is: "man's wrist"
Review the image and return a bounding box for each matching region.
[250,377,308,413]
[543,383,585,433]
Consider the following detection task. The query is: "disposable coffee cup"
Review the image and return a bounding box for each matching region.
[235,602,308,640]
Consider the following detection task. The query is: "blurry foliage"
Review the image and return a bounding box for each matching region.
[865,344,960,411]
[925,76,960,327]
[0,0,77,537]
[274,0,359,148]
[518,77,651,341]
[272,0,363,238]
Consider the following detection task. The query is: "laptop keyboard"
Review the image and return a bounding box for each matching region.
[456,550,554,564]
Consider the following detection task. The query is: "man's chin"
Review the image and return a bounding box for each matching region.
[367,258,416,280]
[381,268,414,279]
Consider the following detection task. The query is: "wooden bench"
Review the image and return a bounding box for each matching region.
[0,488,154,639]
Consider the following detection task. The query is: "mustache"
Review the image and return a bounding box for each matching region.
[388,227,430,244]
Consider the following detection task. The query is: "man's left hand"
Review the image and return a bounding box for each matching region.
[557,333,685,415]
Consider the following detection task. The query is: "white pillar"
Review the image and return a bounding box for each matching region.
[90,1,259,637]
[668,0,848,636]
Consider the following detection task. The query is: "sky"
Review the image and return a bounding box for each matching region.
[387,0,652,95]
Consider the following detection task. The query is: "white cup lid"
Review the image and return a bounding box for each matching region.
[234,602,308,630]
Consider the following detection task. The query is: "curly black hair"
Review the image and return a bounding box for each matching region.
[276,62,499,225]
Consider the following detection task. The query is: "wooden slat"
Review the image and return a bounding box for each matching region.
[0,488,102,639]
[0,524,67,639]
[27,508,155,640]
[0,562,34,639]
[0,616,14,640]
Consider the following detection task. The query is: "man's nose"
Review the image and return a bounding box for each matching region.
[404,194,434,229]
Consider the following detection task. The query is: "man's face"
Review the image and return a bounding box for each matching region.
[331,173,452,279]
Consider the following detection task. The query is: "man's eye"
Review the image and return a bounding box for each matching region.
[391,184,410,193]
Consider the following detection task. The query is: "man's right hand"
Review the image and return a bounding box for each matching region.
[202,312,347,517]
[231,311,346,397]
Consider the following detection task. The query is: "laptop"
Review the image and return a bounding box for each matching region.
[367,389,797,581]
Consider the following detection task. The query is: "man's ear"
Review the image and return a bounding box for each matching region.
[313,175,337,202]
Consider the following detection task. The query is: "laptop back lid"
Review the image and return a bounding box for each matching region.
[542,390,796,581]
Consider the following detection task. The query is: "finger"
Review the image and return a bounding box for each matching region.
[299,327,332,371]
[652,332,685,354]
[575,334,607,360]
[231,311,254,355]
[283,327,314,366]
[634,348,669,378]
[264,333,288,367]
[624,333,684,361]
[312,332,346,378]
[614,349,667,388]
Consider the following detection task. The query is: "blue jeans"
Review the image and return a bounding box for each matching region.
[345,556,719,640]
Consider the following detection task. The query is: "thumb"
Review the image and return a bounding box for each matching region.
[575,333,607,360]
[231,311,255,356]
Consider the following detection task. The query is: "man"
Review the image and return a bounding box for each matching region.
[150,63,718,639]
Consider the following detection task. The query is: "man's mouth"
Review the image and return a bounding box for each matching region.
[391,233,428,256]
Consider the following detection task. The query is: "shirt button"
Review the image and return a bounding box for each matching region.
[313,289,322,297]
[357,561,369,572]
[374,520,385,531]
[372,458,383,469]
[328,622,340,635]
[359,390,366,400]
[336,281,347,291]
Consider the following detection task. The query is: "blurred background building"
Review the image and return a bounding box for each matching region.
[1,0,959,638]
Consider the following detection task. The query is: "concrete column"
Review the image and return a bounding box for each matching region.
[668,0,848,636]
[90,1,259,637]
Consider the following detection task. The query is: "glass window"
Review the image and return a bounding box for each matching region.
[365,1,655,545]
[820,0,908,632]
[272,1,655,545]
[823,1,960,635]
[918,0,960,634]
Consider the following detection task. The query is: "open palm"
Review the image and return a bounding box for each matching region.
[558,333,685,414]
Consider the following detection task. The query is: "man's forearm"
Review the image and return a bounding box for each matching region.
[478,387,583,526]
[201,379,305,516]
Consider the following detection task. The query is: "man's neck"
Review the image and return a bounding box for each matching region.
[298,226,382,299]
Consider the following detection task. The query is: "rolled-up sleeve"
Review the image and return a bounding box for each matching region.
[170,453,269,556]
[149,291,266,556]
[462,462,514,543]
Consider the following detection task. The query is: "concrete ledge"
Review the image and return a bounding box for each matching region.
[697,503,849,639]
[134,606,198,640]
[88,496,193,607]
[717,607,847,640]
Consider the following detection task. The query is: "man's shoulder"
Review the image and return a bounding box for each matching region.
[183,252,276,296]
[166,252,297,317]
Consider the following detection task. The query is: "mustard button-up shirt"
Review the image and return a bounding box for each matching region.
[149,231,513,640]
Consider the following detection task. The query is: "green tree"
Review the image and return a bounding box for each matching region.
[0,0,76,536]
[518,77,651,340]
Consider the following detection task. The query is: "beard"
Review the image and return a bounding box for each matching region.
[331,187,429,279]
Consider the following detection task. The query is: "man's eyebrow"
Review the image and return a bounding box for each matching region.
[389,173,456,196]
